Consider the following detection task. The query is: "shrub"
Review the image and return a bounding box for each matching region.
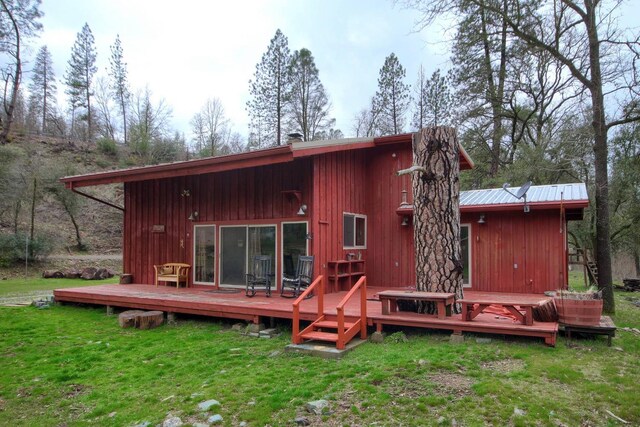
[0,232,54,267]
[96,138,118,156]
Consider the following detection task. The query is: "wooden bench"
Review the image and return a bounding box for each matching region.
[459,295,548,326]
[561,315,616,346]
[154,263,190,288]
[378,290,456,319]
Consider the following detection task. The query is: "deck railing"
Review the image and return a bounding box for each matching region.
[335,275,367,349]
[292,275,324,344]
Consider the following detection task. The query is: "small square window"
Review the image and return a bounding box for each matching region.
[343,213,366,248]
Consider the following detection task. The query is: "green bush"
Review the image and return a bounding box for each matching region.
[96,138,118,156]
[0,232,54,267]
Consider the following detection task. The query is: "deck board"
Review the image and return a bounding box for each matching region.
[53,284,557,345]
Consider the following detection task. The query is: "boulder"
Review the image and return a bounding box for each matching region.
[305,399,330,415]
[198,399,221,411]
[80,267,98,280]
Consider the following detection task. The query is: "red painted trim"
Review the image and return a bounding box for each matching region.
[61,146,293,188]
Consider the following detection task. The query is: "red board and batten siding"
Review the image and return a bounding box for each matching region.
[461,210,567,294]
[364,145,415,288]
[123,160,313,286]
[311,150,368,280]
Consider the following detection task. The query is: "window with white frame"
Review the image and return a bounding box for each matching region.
[343,213,366,248]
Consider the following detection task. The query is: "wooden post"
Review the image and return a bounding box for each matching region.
[411,127,464,313]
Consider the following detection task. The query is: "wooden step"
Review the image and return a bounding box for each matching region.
[313,320,355,330]
[299,331,339,342]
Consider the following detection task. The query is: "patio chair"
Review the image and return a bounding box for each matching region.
[280,255,314,298]
[245,255,273,297]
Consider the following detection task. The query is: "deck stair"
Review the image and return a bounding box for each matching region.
[292,276,367,349]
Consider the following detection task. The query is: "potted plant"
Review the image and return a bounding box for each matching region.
[553,288,603,326]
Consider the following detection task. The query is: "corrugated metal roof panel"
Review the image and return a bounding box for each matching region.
[460,183,588,207]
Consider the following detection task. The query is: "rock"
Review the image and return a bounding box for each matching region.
[294,416,310,426]
[476,338,492,344]
[132,422,151,427]
[193,423,209,427]
[513,407,526,416]
[239,422,248,427]
[190,392,204,399]
[268,350,281,357]
[162,416,183,427]
[207,414,223,424]
[248,323,265,333]
[417,359,429,366]
[259,328,280,338]
[450,333,465,343]
[42,270,64,279]
[198,399,221,411]
[108,411,117,417]
[613,347,624,352]
[437,416,446,424]
[31,299,51,309]
[305,399,329,415]
[370,331,384,343]
[80,267,98,280]
[231,323,245,331]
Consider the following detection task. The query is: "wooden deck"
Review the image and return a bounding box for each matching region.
[53,284,558,346]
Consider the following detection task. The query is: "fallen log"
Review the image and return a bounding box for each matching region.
[533,299,558,322]
[137,311,164,330]
[118,310,146,328]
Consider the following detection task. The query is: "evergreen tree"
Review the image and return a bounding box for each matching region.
[287,48,333,141]
[373,53,410,135]
[27,45,56,134]
[64,23,97,141]
[109,34,130,144]
[247,29,291,146]
[411,67,452,129]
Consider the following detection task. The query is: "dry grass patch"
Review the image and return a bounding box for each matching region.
[480,358,525,373]
[428,371,475,398]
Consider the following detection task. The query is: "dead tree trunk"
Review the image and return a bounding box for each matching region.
[411,127,464,313]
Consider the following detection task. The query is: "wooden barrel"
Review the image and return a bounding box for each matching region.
[554,298,602,326]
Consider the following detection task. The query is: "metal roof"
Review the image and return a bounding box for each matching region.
[460,183,588,208]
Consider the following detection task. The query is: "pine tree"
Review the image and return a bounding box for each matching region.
[373,53,410,135]
[0,0,43,143]
[27,45,56,134]
[247,29,291,146]
[64,23,97,141]
[411,67,452,129]
[287,48,333,141]
[109,35,130,144]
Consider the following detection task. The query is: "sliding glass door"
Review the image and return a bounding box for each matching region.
[193,225,215,285]
[219,225,276,287]
[282,222,308,277]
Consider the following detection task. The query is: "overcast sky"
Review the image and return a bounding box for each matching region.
[36,0,453,140]
[35,0,639,142]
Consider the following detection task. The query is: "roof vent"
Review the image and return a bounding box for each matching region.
[287,132,303,144]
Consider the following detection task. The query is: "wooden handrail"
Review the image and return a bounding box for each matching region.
[336,275,367,349]
[292,275,324,344]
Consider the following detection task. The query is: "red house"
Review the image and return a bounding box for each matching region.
[60,133,587,295]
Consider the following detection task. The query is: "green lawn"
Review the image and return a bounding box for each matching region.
[0,289,638,426]
[0,277,115,296]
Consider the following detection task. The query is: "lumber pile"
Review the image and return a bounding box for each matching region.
[623,278,640,292]
[118,310,164,329]
[533,299,558,322]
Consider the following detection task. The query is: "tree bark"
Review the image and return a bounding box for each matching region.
[585,1,614,313]
[412,127,464,313]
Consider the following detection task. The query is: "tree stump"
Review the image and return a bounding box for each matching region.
[136,311,165,330]
[411,127,464,313]
[118,310,145,328]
